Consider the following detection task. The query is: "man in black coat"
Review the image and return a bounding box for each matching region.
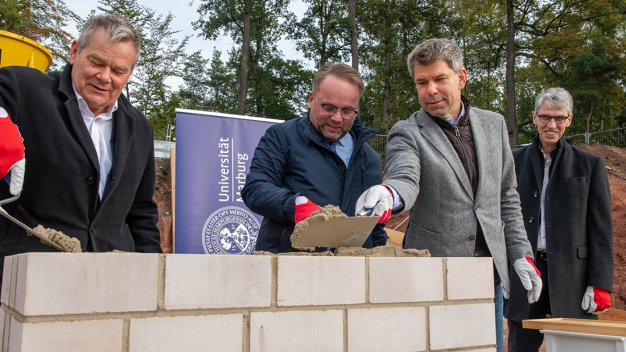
[0,14,162,278]
[241,63,387,253]
[504,87,614,351]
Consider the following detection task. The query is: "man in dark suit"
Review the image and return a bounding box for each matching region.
[504,87,614,351]
[0,14,162,275]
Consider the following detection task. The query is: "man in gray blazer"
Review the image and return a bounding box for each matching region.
[356,38,541,352]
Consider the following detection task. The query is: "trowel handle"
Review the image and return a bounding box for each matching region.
[0,193,19,208]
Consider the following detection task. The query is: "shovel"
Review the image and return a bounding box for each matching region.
[0,194,64,252]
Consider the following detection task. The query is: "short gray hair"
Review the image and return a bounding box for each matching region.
[407,38,464,79]
[535,88,573,116]
[77,14,141,67]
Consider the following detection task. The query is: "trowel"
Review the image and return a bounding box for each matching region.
[292,209,380,249]
[0,194,65,251]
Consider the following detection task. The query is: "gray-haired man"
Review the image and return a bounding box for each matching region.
[0,13,162,279]
[356,38,542,352]
[504,87,614,352]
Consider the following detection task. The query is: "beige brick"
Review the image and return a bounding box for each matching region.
[129,314,243,352]
[9,253,158,316]
[163,255,271,309]
[447,257,494,300]
[277,256,365,306]
[369,257,443,303]
[9,318,123,352]
[348,307,426,352]
[250,310,343,352]
[429,303,496,350]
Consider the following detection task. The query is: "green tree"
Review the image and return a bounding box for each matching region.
[0,0,80,69]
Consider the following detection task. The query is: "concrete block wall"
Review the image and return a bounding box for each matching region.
[0,253,496,352]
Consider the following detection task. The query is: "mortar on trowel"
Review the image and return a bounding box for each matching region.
[290,205,379,251]
[0,194,82,252]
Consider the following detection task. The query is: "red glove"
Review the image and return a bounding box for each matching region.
[582,286,612,314]
[0,107,25,195]
[294,196,320,223]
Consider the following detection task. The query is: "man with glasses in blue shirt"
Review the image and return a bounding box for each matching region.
[504,87,614,352]
[241,63,387,253]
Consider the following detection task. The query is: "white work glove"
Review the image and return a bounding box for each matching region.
[502,283,510,299]
[513,257,542,304]
[0,107,25,195]
[581,286,612,314]
[355,184,393,223]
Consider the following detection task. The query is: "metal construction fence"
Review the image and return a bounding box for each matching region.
[567,127,626,148]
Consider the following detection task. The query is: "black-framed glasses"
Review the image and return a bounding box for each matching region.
[536,114,569,124]
[314,94,358,119]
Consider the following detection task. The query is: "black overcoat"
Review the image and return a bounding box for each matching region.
[0,64,161,271]
[504,135,613,321]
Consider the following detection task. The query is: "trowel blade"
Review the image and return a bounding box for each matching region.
[293,216,380,249]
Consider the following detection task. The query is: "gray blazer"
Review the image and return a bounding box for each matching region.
[384,107,533,292]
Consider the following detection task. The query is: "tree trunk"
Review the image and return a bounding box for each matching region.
[237,0,252,115]
[349,0,358,72]
[382,0,391,133]
[506,0,518,145]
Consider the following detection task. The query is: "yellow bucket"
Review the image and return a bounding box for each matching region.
[0,30,53,72]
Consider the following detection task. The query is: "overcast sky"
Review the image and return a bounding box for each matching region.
[62,0,309,88]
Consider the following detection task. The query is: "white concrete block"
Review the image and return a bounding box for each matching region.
[250,310,343,352]
[10,253,159,316]
[348,307,426,352]
[129,314,243,352]
[164,255,271,309]
[429,303,496,350]
[277,256,365,306]
[369,257,443,303]
[8,318,123,352]
[467,349,496,352]
[447,257,494,300]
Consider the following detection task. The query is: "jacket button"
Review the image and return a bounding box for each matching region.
[533,191,538,197]
[474,205,479,211]
[529,217,534,223]
[89,226,95,234]
[469,235,476,240]
[85,176,95,185]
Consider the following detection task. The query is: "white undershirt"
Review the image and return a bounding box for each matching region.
[72,85,117,200]
[537,150,552,251]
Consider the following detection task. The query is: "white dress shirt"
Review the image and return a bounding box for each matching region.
[73,85,117,200]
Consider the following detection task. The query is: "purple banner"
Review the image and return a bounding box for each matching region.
[175,110,281,254]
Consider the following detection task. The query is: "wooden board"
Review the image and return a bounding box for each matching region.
[523,318,626,337]
[384,228,405,248]
[599,308,626,322]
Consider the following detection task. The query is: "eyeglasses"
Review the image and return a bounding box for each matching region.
[536,114,570,124]
[314,94,358,119]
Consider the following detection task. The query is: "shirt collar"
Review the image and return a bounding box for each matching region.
[72,83,118,121]
[443,101,466,128]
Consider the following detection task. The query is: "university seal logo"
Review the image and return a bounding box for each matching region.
[202,206,260,255]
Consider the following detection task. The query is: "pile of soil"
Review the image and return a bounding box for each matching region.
[153,158,173,253]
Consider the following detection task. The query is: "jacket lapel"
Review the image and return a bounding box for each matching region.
[417,110,473,198]
[470,112,488,201]
[531,137,544,192]
[58,64,100,173]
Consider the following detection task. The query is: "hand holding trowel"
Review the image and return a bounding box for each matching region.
[0,112,81,252]
[290,196,381,251]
